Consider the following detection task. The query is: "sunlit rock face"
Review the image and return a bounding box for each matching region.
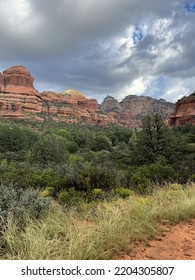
[0,66,116,126]
[1,65,186,128]
[0,66,42,120]
[2,65,34,88]
[168,92,195,126]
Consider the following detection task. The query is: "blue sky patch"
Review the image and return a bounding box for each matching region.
[144,76,168,100]
[185,2,195,12]
[132,26,143,45]
[154,76,168,99]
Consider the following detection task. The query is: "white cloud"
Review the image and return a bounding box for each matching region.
[0,0,31,25]
[115,76,154,101]
[161,77,195,102]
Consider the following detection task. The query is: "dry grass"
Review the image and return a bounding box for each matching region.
[1,183,195,260]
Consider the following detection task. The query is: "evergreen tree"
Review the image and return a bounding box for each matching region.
[134,114,173,164]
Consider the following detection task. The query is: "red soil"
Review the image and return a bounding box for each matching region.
[119,219,195,260]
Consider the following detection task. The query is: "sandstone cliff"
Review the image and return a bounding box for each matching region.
[101,94,175,128]
[0,66,116,126]
[100,95,122,112]
[2,65,191,129]
[0,66,42,121]
[168,92,195,126]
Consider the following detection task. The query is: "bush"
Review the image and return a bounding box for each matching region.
[0,161,66,190]
[40,187,55,197]
[148,161,175,183]
[91,188,104,200]
[90,134,112,152]
[130,173,151,194]
[114,188,134,198]
[0,124,38,153]
[92,188,103,196]
[0,185,50,229]
[30,134,68,164]
[58,188,86,205]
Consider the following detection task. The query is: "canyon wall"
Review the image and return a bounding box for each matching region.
[101,95,175,128]
[1,65,193,128]
[0,66,116,126]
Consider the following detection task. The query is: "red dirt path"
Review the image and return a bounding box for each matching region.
[119,219,195,260]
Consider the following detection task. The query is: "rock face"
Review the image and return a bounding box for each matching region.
[0,66,42,121]
[101,95,175,128]
[100,95,122,112]
[0,66,116,126]
[0,65,182,128]
[168,92,195,126]
[2,65,34,88]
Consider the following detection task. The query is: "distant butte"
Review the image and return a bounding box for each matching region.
[0,65,194,127]
[100,94,175,128]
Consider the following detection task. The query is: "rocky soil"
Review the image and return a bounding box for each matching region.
[119,219,195,260]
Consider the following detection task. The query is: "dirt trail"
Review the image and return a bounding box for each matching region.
[119,219,195,260]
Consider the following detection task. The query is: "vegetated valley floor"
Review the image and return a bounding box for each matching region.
[118,219,195,260]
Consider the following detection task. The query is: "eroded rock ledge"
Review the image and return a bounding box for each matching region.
[1,65,192,128]
[0,65,116,126]
[168,92,195,126]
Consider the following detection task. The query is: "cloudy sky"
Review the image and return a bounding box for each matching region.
[0,0,194,103]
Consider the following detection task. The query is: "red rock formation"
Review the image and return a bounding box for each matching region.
[0,66,42,120]
[3,65,34,88]
[1,65,182,128]
[41,89,102,124]
[168,92,195,126]
[100,95,122,112]
[0,66,116,126]
[101,95,175,128]
[109,111,142,128]
[0,73,4,88]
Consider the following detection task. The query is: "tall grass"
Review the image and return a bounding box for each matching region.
[1,183,195,260]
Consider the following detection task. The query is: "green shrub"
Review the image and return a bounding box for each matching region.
[90,134,112,151]
[114,188,134,198]
[30,134,68,164]
[0,161,65,190]
[91,188,104,200]
[58,188,85,205]
[0,124,38,153]
[0,185,50,229]
[130,173,151,194]
[40,187,55,197]
[92,188,103,196]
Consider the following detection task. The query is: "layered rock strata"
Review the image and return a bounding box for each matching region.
[168,92,195,126]
[0,66,42,121]
[2,65,191,128]
[101,95,175,128]
[0,66,116,126]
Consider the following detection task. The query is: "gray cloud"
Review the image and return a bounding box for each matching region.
[0,0,176,55]
[0,0,194,102]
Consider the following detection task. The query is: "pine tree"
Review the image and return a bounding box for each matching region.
[135,114,172,164]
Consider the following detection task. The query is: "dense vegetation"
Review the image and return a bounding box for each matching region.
[0,116,194,198]
[0,116,194,259]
